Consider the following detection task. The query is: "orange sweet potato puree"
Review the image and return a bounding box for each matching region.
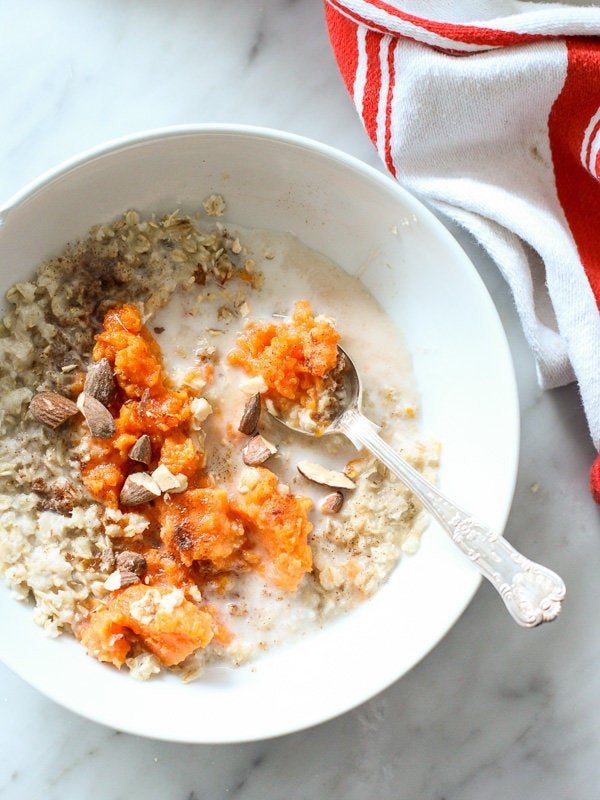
[78,584,214,668]
[227,299,340,416]
[77,303,315,670]
[230,468,313,592]
[159,488,245,569]
[81,304,203,504]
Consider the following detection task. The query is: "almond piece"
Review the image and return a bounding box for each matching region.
[140,387,150,412]
[238,392,262,435]
[119,472,161,506]
[83,358,115,406]
[104,570,122,591]
[118,569,141,587]
[105,568,140,591]
[29,392,79,429]
[344,458,365,481]
[190,397,212,429]
[320,491,344,515]
[239,375,268,396]
[297,461,356,490]
[115,550,147,577]
[77,393,116,439]
[151,464,188,493]
[242,433,277,466]
[129,434,152,465]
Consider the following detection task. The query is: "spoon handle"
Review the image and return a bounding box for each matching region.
[335,408,565,627]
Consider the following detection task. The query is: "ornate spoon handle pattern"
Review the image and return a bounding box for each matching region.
[335,408,565,627]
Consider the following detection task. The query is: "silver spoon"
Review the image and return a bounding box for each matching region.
[273,346,565,628]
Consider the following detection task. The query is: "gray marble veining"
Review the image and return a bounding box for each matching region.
[0,1,599,798]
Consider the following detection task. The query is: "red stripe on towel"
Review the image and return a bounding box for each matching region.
[325,2,359,96]
[326,0,546,52]
[362,29,383,146]
[326,0,486,54]
[548,38,600,502]
[548,38,600,309]
[363,0,545,47]
[384,36,396,176]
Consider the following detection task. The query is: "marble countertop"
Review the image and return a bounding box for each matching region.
[0,1,598,797]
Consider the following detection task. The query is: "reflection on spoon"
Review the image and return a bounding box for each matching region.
[271,345,566,628]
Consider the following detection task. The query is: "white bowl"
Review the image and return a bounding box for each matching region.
[0,125,519,742]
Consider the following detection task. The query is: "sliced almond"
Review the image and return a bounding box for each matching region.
[115,550,147,577]
[77,393,116,439]
[344,458,365,481]
[170,474,188,494]
[83,358,115,406]
[297,461,356,490]
[129,434,152,465]
[242,433,277,466]
[238,392,261,435]
[119,569,141,588]
[151,464,188,493]
[320,491,344,515]
[190,397,212,429]
[105,568,140,591]
[29,392,79,429]
[139,387,150,412]
[239,375,268,396]
[119,472,161,506]
[104,570,122,591]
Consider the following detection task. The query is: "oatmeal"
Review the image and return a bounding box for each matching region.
[0,201,440,680]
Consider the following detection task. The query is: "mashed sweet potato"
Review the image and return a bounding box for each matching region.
[81,304,203,505]
[159,488,245,569]
[77,303,317,672]
[230,467,313,591]
[227,299,340,417]
[78,583,214,667]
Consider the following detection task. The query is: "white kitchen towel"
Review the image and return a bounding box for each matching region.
[325,0,600,501]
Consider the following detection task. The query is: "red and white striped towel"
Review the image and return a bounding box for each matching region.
[325,0,600,502]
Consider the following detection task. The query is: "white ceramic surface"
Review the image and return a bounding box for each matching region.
[0,125,519,743]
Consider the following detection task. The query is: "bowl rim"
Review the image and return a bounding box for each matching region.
[0,123,381,216]
[0,123,520,742]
